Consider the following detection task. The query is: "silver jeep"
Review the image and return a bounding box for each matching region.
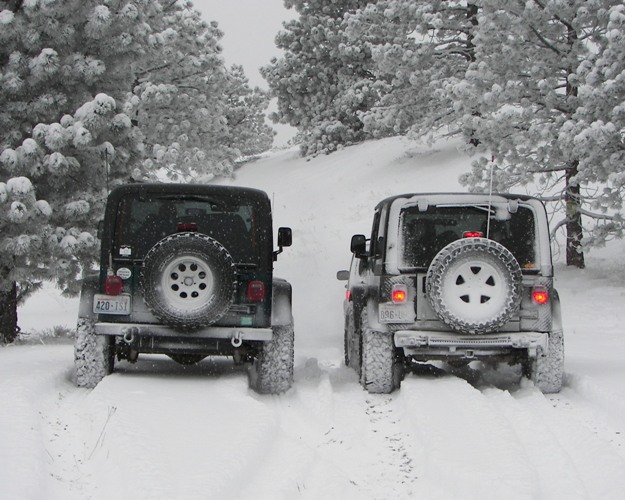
[338,193,563,394]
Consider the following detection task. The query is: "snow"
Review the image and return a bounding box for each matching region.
[6,175,34,195]
[6,136,625,499]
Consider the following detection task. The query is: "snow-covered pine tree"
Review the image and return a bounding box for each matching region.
[262,0,381,156]
[565,4,625,246]
[0,1,269,341]
[0,176,51,343]
[458,0,622,268]
[224,65,274,158]
[347,1,480,141]
[126,1,243,181]
[0,0,149,341]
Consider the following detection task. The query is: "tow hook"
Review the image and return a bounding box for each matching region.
[231,331,243,348]
[122,327,138,344]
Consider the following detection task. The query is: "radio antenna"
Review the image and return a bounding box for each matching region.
[486,158,495,238]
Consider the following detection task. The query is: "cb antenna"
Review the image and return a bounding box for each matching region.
[486,156,495,238]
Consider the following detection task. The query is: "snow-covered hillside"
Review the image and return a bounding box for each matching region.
[5,137,625,499]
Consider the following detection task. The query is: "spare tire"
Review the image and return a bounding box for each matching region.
[141,233,236,329]
[426,238,522,334]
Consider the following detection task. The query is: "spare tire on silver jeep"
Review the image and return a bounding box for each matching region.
[426,238,522,334]
[141,232,236,329]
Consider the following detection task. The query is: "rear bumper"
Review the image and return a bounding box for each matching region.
[394,330,548,358]
[95,322,272,342]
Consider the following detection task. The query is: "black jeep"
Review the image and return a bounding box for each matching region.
[74,183,294,394]
[338,193,563,394]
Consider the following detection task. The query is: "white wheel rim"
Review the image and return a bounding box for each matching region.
[160,255,215,311]
[441,259,508,321]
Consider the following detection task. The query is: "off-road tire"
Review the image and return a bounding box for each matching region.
[141,233,236,329]
[360,308,403,393]
[344,307,362,376]
[251,324,294,394]
[426,238,522,334]
[525,330,564,393]
[75,318,115,388]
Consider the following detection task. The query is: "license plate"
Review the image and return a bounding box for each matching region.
[93,294,131,315]
[378,303,412,323]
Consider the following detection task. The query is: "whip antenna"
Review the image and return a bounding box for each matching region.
[486,158,495,238]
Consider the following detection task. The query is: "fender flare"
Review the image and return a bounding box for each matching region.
[77,273,100,320]
[271,278,293,326]
[551,289,563,333]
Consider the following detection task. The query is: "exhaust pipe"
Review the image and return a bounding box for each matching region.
[231,331,243,348]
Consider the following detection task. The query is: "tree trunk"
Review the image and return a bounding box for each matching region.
[565,162,585,269]
[563,26,584,269]
[466,4,481,147]
[0,280,19,344]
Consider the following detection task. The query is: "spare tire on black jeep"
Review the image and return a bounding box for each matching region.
[426,238,522,334]
[141,232,236,329]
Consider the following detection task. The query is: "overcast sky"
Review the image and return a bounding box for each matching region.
[192,0,294,89]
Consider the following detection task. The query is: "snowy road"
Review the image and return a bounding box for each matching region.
[2,341,624,500]
[4,140,625,499]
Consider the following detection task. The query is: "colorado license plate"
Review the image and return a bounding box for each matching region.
[93,294,131,315]
[378,304,412,323]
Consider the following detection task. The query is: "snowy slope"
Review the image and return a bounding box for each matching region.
[6,136,625,500]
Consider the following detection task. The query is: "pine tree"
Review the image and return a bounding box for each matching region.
[224,65,274,158]
[0,1,272,341]
[126,1,239,181]
[0,0,152,341]
[0,176,51,342]
[457,0,622,268]
[262,0,380,156]
[565,4,625,246]
[347,1,480,141]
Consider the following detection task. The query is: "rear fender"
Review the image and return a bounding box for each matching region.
[271,278,293,326]
[551,289,563,333]
[77,273,100,320]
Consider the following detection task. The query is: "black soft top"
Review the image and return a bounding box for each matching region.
[107,183,270,205]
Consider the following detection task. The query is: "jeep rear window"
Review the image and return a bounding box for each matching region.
[112,194,268,265]
[398,204,537,270]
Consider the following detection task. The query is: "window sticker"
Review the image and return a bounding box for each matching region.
[116,267,132,280]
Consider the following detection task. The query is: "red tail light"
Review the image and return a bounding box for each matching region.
[463,231,483,238]
[247,280,265,302]
[391,284,408,303]
[346,290,352,301]
[105,275,123,296]
[532,286,549,305]
[177,222,198,232]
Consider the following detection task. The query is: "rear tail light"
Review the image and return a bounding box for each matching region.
[177,222,198,232]
[247,280,266,302]
[532,286,549,305]
[463,231,484,238]
[346,290,352,301]
[105,275,123,296]
[391,284,408,303]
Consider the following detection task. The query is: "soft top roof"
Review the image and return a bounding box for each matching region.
[107,183,270,204]
[375,192,539,211]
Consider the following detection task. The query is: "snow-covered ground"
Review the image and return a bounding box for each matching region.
[4,137,625,499]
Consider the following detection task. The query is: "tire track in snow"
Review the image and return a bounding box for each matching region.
[491,385,625,500]
[363,395,417,491]
[17,347,625,500]
[264,358,422,499]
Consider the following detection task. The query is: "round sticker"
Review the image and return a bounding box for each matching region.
[116,267,132,280]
